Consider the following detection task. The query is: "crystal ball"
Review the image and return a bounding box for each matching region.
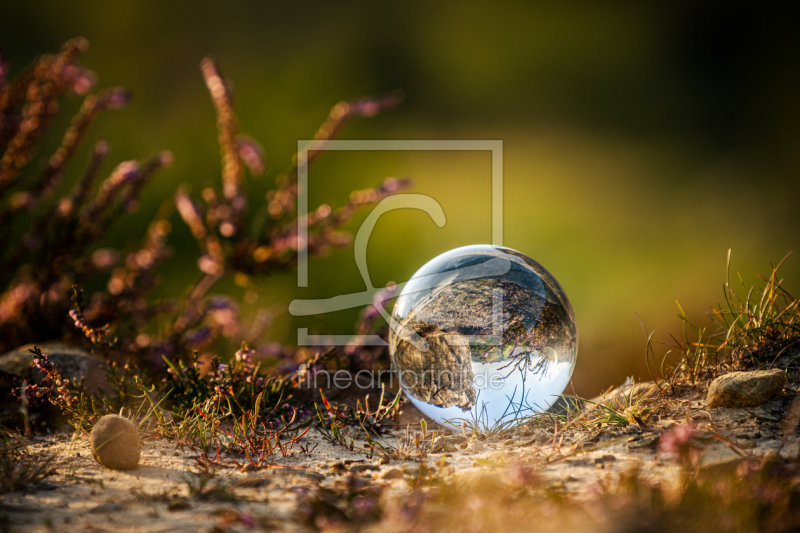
[389,245,577,430]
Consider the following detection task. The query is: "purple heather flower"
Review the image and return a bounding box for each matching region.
[105,87,132,109]
[236,135,265,176]
[507,463,536,486]
[61,64,97,95]
[659,423,697,456]
[235,345,255,366]
[238,511,257,528]
[659,423,700,467]
[214,384,233,397]
[352,495,377,516]
[186,327,213,346]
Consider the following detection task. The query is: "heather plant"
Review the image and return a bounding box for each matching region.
[0,38,171,355]
[0,37,404,369]
[312,386,403,454]
[0,38,406,370]
[0,38,418,475]
[167,58,407,363]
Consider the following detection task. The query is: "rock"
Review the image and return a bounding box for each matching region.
[565,458,591,467]
[519,430,550,446]
[432,434,468,453]
[0,343,112,429]
[698,444,748,475]
[270,468,324,482]
[656,419,678,429]
[0,342,110,395]
[90,414,141,470]
[350,464,379,474]
[760,449,782,465]
[469,440,486,452]
[381,467,404,480]
[706,369,786,408]
[436,441,457,453]
[329,462,346,473]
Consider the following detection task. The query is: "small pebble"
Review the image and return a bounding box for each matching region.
[90,414,140,470]
[167,500,191,512]
[470,441,486,452]
[350,464,379,473]
[381,467,404,479]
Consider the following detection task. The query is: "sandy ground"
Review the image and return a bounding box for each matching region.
[2,387,798,532]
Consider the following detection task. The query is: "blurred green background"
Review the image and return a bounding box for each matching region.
[3,1,800,397]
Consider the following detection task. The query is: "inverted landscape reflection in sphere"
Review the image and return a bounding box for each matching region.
[389,245,577,430]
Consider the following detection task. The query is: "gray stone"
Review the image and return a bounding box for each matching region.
[0,342,110,395]
[90,414,141,470]
[706,369,786,408]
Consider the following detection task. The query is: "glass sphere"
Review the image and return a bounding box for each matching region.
[389,245,577,430]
